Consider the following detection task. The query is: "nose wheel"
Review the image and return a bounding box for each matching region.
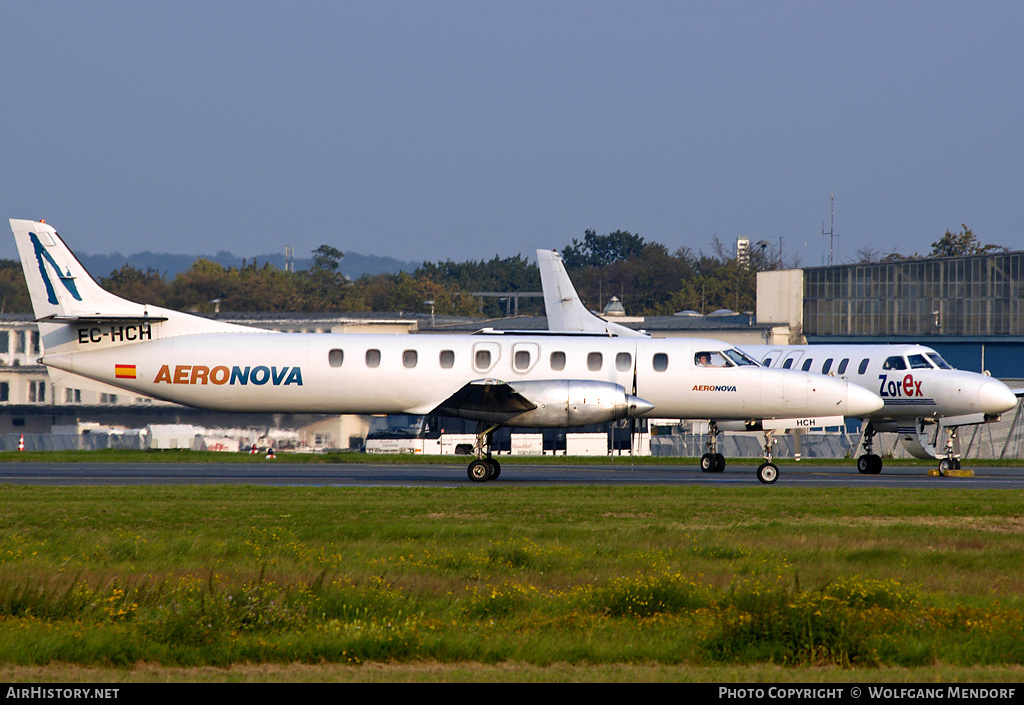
[756,462,779,484]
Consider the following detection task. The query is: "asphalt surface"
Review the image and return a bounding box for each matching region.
[0,460,1022,488]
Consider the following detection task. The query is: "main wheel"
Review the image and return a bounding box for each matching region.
[468,459,492,482]
[488,458,501,480]
[756,462,779,484]
[857,454,883,475]
[714,453,726,472]
[700,453,717,472]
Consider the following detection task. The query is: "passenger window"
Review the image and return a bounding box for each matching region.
[587,352,603,371]
[550,351,566,371]
[328,349,344,368]
[883,356,907,370]
[616,352,632,371]
[837,359,849,375]
[366,349,381,368]
[801,359,813,371]
[403,350,418,368]
[439,350,455,369]
[858,359,869,375]
[475,349,491,370]
[514,349,531,371]
[653,353,668,372]
[822,358,833,374]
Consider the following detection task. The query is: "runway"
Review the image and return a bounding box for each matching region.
[0,461,1022,489]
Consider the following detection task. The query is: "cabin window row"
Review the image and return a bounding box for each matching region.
[766,352,950,376]
[327,348,671,372]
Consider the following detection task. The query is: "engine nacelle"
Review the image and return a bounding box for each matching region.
[504,380,652,428]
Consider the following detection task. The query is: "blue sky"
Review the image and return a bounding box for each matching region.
[2,1,1021,267]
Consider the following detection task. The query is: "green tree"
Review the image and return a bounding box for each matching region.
[0,259,32,313]
[930,225,1005,258]
[101,265,170,306]
[561,229,647,269]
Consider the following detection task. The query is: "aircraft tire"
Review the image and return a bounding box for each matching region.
[700,453,716,472]
[468,459,492,482]
[857,454,883,475]
[489,459,501,480]
[938,458,954,474]
[756,462,779,484]
[714,453,726,472]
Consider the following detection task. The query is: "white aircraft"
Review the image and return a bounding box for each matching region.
[10,220,881,484]
[738,343,1019,473]
[536,248,1019,474]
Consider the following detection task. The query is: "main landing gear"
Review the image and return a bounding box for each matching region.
[467,423,502,482]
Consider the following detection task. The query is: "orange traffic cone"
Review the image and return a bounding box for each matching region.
[18,434,24,451]
[249,443,257,454]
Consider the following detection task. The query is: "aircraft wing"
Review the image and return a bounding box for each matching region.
[427,379,539,424]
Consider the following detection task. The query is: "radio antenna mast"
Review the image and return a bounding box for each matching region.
[822,193,836,265]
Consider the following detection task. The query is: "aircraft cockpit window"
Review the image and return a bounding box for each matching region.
[908,354,932,369]
[616,352,632,371]
[763,357,774,367]
[882,356,907,370]
[439,350,455,369]
[801,358,814,371]
[695,351,730,367]
[822,358,833,374]
[587,352,603,371]
[652,353,668,371]
[782,358,795,369]
[858,359,869,375]
[403,350,418,369]
[550,351,566,371]
[328,349,344,368]
[366,349,381,369]
[723,349,759,366]
[927,353,953,370]
[837,359,849,375]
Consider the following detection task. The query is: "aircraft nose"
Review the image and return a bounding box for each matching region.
[978,380,1018,415]
[845,382,884,417]
[627,395,656,417]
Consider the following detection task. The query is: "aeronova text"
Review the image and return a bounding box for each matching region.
[152,365,304,386]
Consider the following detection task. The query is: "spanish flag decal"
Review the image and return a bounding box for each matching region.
[114,364,137,379]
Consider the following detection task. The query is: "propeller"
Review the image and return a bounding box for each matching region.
[630,348,638,466]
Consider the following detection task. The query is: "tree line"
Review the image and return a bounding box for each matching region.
[0,226,1007,319]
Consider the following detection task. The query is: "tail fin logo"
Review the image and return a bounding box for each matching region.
[30,232,82,305]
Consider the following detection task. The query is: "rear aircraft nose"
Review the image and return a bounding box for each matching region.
[845,382,884,418]
[979,379,1018,415]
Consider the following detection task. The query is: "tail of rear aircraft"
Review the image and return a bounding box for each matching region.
[537,249,646,337]
[10,219,261,355]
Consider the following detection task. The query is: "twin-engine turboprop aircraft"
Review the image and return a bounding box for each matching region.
[739,343,1019,473]
[536,248,1019,474]
[10,220,882,483]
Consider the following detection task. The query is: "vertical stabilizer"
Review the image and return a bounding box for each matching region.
[9,219,263,356]
[537,249,645,337]
[11,219,147,320]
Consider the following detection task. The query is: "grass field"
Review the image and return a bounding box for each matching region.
[1,473,1024,682]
